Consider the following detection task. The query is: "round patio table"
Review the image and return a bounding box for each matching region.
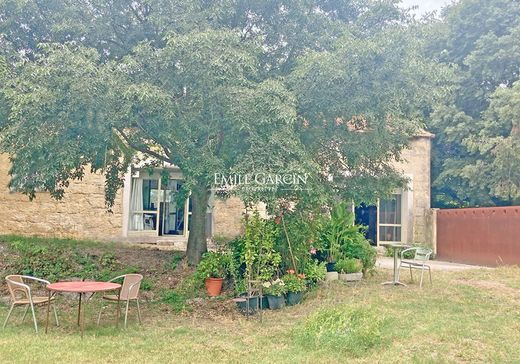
[379,243,411,286]
[45,281,121,337]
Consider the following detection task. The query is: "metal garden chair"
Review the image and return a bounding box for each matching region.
[397,247,433,288]
[97,274,143,328]
[3,275,59,332]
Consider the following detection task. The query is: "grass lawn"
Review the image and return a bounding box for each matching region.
[1,239,520,363]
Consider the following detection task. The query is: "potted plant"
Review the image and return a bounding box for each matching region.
[335,258,363,282]
[232,277,269,313]
[233,212,281,313]
[322,203,354,281]
[263,278,287,309]
[303,260,327,287]
[282,270,306,305]
[340,231,377,276]
[196,251,230,297]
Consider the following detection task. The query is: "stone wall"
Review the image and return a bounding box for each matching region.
[212,197,245,239]
[391,135,433,245]
[0,154,123,241]
[0,132,434,246]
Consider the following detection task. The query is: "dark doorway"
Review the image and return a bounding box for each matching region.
[354,204,377,246]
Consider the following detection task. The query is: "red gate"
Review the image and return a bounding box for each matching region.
[437,206,520,266]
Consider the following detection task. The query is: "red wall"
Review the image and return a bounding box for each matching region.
[437,206,520,266]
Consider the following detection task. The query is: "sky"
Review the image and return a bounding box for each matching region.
[400,0,455,16]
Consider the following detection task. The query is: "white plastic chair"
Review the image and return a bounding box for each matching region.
[3,275,59,332]
[97,274,143,328]
[397,247,433,288]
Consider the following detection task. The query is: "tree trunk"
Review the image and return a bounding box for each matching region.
[186,183,210,265]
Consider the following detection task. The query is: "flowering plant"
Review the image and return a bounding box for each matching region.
[262,278,287,296]
[282,272,306,293]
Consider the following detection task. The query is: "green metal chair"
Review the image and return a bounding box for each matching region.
[397,247,433,288]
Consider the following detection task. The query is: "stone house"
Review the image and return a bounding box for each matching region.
[0,132,434,249]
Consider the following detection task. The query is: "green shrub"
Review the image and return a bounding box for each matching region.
[274,212,326,274]
[303,260,326,285]
[282,273,307,293]
[99,252,118,269]
[7,239,78,281]
[161,273,203,312]
[341,238,376,273]
[322,203,354,262]
[233,277,247,295]
[316,203,376,273]
[175,274,204,295]
[195,251,232,281]
[335,258,363,274]
[262,278,287,296]
[242,211,281,282]
[294,306,388,357]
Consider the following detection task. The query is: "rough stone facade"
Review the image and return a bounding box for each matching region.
[0,133,433,246]
[391,134,433,245]
[210,134,435,246]
[0,154,123,241]
[212,197,245,239]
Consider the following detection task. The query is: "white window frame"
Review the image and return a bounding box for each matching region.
[377,192,404,246]
[126,169,190,238]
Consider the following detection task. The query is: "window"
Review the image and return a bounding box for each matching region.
[379,194,402,242]
[161,179,191,236]
[129,175,191,236]
[130,178,159,231]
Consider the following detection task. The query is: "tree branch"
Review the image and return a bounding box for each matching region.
[115,128,172,164]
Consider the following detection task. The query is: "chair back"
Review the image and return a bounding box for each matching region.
[5,275,29,302]
[120,274,143,300]
[414,248,433,262]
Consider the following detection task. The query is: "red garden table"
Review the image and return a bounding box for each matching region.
[45,281,122,337]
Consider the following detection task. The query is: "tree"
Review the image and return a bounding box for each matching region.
[426,0,520,207]
[0,56,8,123]
[0,1,444,264]
[1,32,306,264]
[290,27,451,203]
[461,81,520,204]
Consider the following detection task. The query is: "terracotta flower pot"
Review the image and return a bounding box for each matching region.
[205,277,224,297]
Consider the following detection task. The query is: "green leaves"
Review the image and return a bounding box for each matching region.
[291,27,447,203]
[0,1,444,263]
[1,43,122,203]
[428,0,520,207]
[195,251,233,279]
[242,211,281,282]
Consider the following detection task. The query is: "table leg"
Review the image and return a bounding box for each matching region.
[45,290,51,334]
[77,293,82,326]
[80,293,85,338]
[393,249,399,282]
[382,249,407,286]
[116,288,121,328]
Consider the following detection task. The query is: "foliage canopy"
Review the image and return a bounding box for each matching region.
[0,0,447,262]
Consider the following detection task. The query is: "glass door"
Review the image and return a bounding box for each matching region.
[160,180,190,236]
